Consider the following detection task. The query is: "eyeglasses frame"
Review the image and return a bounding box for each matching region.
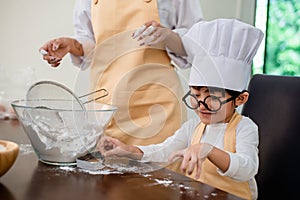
[182,90,240,112]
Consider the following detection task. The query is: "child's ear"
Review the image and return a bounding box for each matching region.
[235,91,249,106]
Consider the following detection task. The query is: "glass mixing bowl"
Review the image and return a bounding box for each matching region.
[11,99,117,166]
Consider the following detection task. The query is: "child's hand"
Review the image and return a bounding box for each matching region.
[97,135,143,160]
[169,143,213,179]
[97,135,126,157]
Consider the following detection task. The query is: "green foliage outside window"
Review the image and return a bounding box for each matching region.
[266,0,300,75]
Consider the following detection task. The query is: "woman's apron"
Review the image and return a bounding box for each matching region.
[90,0,185,145]
[187,111,252,199]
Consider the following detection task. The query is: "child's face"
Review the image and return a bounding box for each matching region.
[189,86,236,124]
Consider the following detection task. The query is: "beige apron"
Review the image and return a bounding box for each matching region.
[187,111,252,199]
[90,0,185,145]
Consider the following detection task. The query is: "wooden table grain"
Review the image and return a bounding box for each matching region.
[0,120,243,200]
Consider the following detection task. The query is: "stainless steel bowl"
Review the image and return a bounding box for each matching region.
[11,99,117,166]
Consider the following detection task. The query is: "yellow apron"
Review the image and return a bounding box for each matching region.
[187,111,252,199]
[90,0,185,145]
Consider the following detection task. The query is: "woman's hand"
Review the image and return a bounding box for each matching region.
[39,37,83,67]
[97,135,143,160]
[132,20,169,46]
[169,143,213,179]
[132,20,186,56]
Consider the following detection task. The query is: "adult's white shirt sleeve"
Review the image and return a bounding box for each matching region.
[171,21,205,70]
[71,0,95,69]
[162,0,203,69]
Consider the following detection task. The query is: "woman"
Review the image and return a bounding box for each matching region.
[39,0,203,145]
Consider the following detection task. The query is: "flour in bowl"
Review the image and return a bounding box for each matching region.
[21,114,104,163]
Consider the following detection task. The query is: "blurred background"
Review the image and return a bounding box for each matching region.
[0,0,299,110]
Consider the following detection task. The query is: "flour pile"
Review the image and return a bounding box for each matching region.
[21,110,104,163]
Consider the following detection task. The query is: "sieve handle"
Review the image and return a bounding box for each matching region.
[79,89,108,104]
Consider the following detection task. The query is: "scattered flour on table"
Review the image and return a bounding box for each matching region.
[153,178,173,187]
[57,166,217,199]
[57,166,123,175]
[19,144,34,155]
[203,192,218,198]
[149,178,192,190]
[78,168,123,175]
[141,175,193,190]
[59,166,76,172]
[141,173,152,178]
[211,192,217,196]
[57,166,209,198]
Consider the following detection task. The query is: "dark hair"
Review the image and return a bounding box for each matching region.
[226,89,245,98]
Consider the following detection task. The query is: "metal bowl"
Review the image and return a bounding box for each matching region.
[11,99,117,166]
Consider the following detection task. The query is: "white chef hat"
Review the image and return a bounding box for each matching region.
[183,19,264,91]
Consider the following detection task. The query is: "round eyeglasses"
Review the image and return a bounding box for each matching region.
[182,90,238,112]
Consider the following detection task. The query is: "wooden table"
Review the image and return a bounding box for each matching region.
[0,120,243,200]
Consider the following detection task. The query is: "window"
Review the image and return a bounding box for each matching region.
[253,0,300,76]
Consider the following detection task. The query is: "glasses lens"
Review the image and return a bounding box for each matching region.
[183,92,223,112]
[188,95,199,109]
[204,96,222,111]
[182,94,197,109]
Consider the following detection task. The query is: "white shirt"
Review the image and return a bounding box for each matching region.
[139,115,259,199]
[71,0,203,69]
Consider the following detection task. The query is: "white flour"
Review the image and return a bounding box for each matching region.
[28,121,102,153]
[58,166,123,175]
[0,144,6,151]
[21,112,104,163]
[56,166,218,199]
[78,168,123,175]
[57,166,212,198]
[19,144,34,155]
[153,178,173,187]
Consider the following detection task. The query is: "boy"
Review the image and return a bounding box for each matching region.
[98,19,264,200]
